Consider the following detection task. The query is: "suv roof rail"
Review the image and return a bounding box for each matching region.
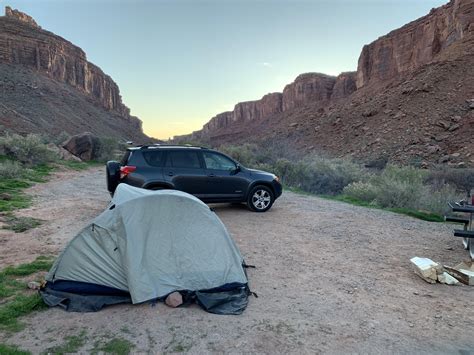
[136,144,205,150]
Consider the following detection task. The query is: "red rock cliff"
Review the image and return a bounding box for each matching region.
[0,7,131,117]
[356,0,474,88]
[178,71,358,140]
[282,73,336,111]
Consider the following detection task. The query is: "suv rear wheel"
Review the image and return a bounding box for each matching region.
[247,185,274,212]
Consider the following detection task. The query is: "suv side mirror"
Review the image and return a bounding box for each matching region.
[231,164,241,175]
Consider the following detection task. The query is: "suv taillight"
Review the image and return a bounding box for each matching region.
[120,166,136,179]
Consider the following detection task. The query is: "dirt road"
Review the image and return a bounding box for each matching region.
[1,167,473,353]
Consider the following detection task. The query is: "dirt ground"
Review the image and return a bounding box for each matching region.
[1,167,473,354]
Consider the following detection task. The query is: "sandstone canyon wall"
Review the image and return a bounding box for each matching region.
[0,7,135,120]
[176,0,473,144]
[356,0,474,88]
[0,7,148,141]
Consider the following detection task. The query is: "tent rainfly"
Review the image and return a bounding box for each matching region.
[40,184,251,315]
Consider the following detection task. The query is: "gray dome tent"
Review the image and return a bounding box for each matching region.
[41,184,250,315]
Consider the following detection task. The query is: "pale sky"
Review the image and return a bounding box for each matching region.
[3,0,447,139]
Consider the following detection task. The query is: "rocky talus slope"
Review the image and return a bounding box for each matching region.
[0,7,149,142]
[175,0,474,167]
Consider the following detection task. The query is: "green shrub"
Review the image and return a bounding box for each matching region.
[343,181,379,203]
[0,134,58,166]
[370,165,426,210]
[280,156,366,195]
[343,165,460,215]
[427,168,474,199]
[0,161,30,179]
[418,184,460,215]
[97,137,117,162]
[219,144,261,167]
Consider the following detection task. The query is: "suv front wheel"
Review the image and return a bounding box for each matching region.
[247,185,275,212]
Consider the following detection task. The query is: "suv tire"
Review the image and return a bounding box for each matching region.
[106,161,121,195]
[247,185,274,212]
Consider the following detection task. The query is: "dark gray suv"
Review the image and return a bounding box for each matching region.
[106,145,282,212]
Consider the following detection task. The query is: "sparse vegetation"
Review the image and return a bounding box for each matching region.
[92,337,134,355]
[0,133,58,167]
[219,144,468,221]
[2,215,43,233]
[0,343,30,355]
[44,329,88,354]
[0,256,54,332]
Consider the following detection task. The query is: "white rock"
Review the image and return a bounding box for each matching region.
[437,272,460,285]
[410,257,443,283]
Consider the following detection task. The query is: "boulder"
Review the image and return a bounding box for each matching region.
[62,132,101,161]
[165,292,183,308]
[47,143,82,161]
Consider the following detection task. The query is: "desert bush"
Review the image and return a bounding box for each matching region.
[0,160,30,179]
[0,133,58,166]
[427,168,474,200]
[219,144,261,167]
[344,165,461,214]
[272,156,367,195]
[96,137,128,162]
[343,181,379,203]
[372,165,427,210]
[418,184,460,215]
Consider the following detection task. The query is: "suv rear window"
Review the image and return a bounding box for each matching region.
[120,151,131,165]
[166,151,201,169]
[143,151,165,167]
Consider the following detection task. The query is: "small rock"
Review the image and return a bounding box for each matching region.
[448,124,460,132]
[434,314,442,319]
[362,109,378,117]
[393,111,406,119]
[426,145,440,154]
[439,155,451,163]
[410,257,443,283]
[165,291,183,308]
[451,152,461,158]
[289,122,298,127]
[437,120,450,130]
[437,272,460,285]
[457,162,466,168]
[28,281,41,290]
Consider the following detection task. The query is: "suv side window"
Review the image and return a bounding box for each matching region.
[203,152,236,171]
[143,151,165,167]
[167,150,201,169]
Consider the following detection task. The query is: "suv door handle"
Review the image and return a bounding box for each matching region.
[168,172,174,177]
[208,173,215,177]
